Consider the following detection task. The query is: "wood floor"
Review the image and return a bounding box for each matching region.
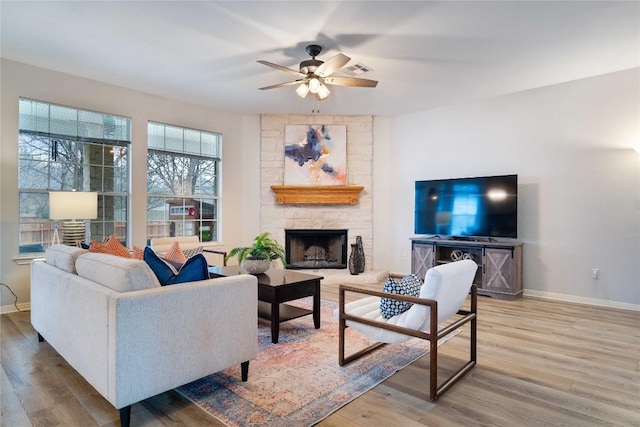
[2,282,639,427]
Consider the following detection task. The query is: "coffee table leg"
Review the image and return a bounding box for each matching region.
[313,281,320,329]
[271,302,279,343]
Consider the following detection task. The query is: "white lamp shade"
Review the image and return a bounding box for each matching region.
[316,84,330,100]
[308,77,321,93]
[296,83,310,98]
[49,191,98,220]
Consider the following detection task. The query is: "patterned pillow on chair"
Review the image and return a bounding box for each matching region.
[163,241,204,264]
[183,246,203,259]
[379,274,423,319]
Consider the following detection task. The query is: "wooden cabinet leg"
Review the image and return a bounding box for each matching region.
[241,361,249,381]
[119,405,131,427]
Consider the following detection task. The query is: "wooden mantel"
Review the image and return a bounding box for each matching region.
[271,185,364,205]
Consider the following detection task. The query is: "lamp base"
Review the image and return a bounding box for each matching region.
[51,227,60,245]
[62,221,86,246]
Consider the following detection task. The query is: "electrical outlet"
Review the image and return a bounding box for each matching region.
[592,269,600,279]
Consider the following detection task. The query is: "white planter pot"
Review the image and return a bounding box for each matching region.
[241,257,271,274]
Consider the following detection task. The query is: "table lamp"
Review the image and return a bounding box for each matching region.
[49,191,98,246]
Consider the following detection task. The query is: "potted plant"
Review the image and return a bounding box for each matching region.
[226,232,286,274]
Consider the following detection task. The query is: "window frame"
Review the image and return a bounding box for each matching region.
[146,121,222,244]
[17,98,132,254]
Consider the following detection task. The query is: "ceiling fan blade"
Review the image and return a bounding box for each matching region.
[323,76,378,88]
[258,80,303,90]
[257,60,304,77]
[315,53,350,78]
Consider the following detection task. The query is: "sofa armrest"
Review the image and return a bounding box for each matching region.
[107,274,258,408]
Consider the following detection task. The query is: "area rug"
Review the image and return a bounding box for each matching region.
[177,299,455,427]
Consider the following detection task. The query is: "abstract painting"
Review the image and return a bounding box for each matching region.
[284,124,347,185]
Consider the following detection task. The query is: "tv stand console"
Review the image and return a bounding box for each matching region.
[411,238,523,300]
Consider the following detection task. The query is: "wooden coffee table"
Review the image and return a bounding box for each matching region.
[208,266,323,343]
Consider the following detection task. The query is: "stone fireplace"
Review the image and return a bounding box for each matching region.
[285,229,348,269]
[260,114,374,272]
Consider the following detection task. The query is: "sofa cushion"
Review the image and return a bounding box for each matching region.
[379,274,422,319]
[75,252,161,292]
[143,247,209,286]
[45,244,88,274]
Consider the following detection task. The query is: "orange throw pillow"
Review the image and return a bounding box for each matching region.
[132,245,145,260]
[89,235,131,259]
[163,241,187,264]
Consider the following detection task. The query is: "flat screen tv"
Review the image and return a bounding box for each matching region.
[415,174,518,239]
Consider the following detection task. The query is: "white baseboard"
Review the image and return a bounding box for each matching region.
[523,289,640,312]
[1,302,30,315]
[3,292,636,314]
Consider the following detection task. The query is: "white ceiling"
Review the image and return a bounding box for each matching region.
[1,1,638,116]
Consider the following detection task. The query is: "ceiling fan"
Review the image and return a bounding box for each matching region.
[257,44,378,100]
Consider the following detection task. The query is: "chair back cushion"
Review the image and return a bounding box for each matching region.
[404,259,477,330]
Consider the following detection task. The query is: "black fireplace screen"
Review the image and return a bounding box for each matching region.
[285,229,348,269]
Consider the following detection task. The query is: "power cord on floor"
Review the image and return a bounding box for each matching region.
[0,282,23,312]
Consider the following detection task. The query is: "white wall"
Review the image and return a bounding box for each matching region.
[382,68,640,306]
[0,59,257,309]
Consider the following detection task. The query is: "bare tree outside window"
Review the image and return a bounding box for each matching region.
[18,98,131,253]
[146,122,221,243]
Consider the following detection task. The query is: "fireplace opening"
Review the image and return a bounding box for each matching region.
[285,229,348,269]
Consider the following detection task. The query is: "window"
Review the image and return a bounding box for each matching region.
[18,98,131,253]
[147,122,221,243]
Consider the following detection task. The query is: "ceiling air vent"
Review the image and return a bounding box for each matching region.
[341,63,373,76]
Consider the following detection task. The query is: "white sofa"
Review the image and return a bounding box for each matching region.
[31,244,258,427]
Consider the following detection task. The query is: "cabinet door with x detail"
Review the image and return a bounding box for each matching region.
[411,242,435,280]
[483,248,515,292]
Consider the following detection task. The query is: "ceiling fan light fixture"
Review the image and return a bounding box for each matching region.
[296,83,309,98]
[316,83,330,100]
[258,44,378,99]
[308,77,321,93]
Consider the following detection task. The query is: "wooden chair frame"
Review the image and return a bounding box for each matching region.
[202,248,228,266]
[338,282,477,401]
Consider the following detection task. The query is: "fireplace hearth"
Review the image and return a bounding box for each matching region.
[285,229,348,269]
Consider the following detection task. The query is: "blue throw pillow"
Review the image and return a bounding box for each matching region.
[379,274,423,319]
[143,247,209,286]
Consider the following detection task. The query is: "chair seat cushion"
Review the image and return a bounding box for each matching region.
[379,274,422,319]
[334,296,415,344]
